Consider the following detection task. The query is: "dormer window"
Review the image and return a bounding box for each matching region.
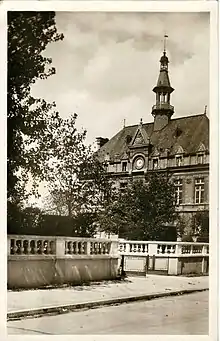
[153,158,159,169]
[122,162,127,172]
[197,153,204,164]
[176,156,183,167]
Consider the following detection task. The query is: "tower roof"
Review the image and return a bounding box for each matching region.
[153,51,174,93]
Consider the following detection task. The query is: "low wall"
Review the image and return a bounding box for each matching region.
[119,240,209,276]
[8,235,119,289]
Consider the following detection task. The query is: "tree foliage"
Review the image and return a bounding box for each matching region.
[99,172,177,241]
[44,113,114,218]
[192,210,209,242]
[7,203,43,235]
[8,11,64,202]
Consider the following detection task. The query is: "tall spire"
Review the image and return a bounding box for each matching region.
[151,37,174,131]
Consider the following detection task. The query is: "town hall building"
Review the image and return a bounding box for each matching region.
[96,47,209,238]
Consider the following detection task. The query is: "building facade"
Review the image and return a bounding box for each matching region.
[96,49,209,237]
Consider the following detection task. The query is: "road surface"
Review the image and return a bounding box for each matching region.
[8,291,208,335]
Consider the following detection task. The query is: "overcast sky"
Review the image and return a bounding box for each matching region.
[31,11,209,147]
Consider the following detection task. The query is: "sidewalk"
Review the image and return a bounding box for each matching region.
[8,275,209,320]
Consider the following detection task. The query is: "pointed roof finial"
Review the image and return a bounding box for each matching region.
[140,118,143,126]
[164,34,168,54]
[123,118,126,128]
[204,105,207,115]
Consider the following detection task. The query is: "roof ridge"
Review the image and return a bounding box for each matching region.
[123,113,207,130]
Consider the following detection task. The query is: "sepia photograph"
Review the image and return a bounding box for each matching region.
[4,1,218,338]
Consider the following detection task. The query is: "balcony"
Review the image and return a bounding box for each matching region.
[152,103,174,111]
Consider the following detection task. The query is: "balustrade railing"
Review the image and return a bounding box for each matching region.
[65,239,111,255]
[119,240,209,257]
[8,235,116,257]
[9,236,56,255]
[8,236,209,258]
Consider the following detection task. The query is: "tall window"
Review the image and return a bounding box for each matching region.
[197,154,204,164]
[195,178,205,204]
[122,162,127,172]
[176,156,183,167]
[174,179,183,205]
[153,158,159,169]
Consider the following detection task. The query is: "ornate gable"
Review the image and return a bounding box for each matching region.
[151,147,160,157]
[174,145,184,155]
[130,125,150,147]
[197,142,206,153]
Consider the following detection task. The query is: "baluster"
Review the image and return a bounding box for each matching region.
[85,241,91,255]
[82,242,85,254]
[12,239,17,254]
[107,242,111,254]
[75,241,79,254]
[99,242,103,255]
[20,240,25,254]
[69,242,74,254]
[93,242,96,254]
[46,240,51,254]
[33,240,38,254]
[50,241,55,254]
[26,240,31,254]
[146,244,149,254]
[158,245,163,254]
[102,242,105,254]
[81,242,85,254]
[90,242,93,255]
[124,243,129,254]
[39,240,44,254]
[16,240,21,254]
[95,242,99,254]
[190,244,193,254]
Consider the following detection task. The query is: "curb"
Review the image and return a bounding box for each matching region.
[7,287,208,321]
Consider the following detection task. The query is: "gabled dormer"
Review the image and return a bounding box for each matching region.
[174,145,184,167]
[196,142,207,164]
[129,119,150,149]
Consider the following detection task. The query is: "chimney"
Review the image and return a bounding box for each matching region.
[96,137,109,150]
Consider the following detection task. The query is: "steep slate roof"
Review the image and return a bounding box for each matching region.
[97,114,209,162]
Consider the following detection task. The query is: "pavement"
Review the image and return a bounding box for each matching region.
[7,275,209,321]
[8,291,209,335]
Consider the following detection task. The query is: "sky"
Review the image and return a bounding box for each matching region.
[31,11,210,147]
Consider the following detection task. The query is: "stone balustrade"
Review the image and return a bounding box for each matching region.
[118,239,209,257]
[7,235,119,289]
[118,239,209,276]
[8,235,114,257]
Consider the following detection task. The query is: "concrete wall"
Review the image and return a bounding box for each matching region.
[179,256,209,275]
[8,235,119,289]
[8,255,118,289]
[123,255,209,276]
